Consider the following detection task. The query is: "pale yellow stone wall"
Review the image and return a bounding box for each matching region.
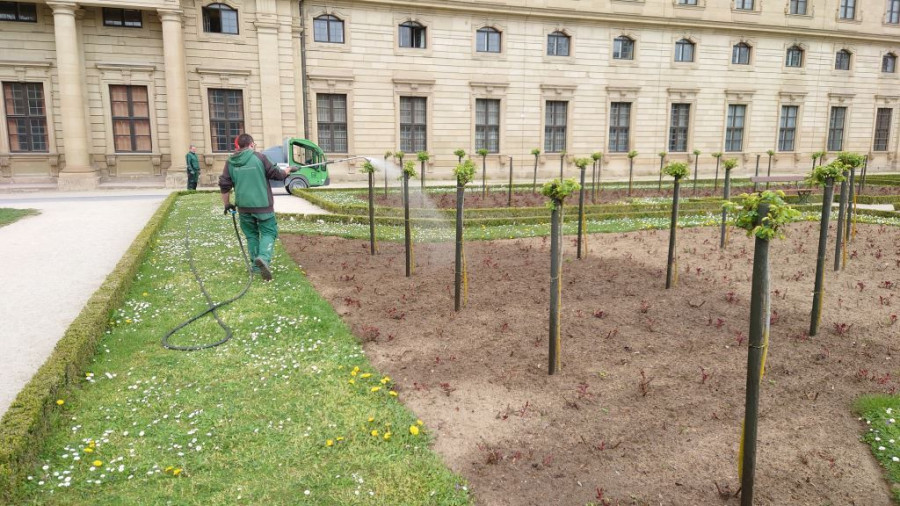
[1,0,898,186]
[305,0,900,182]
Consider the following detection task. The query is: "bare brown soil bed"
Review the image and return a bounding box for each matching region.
[283,223,900,505]
[368,184,900,209]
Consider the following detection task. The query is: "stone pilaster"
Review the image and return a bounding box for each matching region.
[255,14,284,148]
[158,9,191,188]
[49,2,97,190]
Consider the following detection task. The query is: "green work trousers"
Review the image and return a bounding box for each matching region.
[187,170,199,190]
[239,212,278,266]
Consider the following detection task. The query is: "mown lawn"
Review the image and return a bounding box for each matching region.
[856,395,900,503]
[0,207,38,228]
[15,193,468,505]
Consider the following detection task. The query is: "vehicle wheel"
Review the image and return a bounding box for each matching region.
[286,177,308,194]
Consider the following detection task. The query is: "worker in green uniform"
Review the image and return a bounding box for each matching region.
[219,133,292,281]
[186,145,200,190]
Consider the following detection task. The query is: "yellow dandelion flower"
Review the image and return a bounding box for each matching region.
[350,370,358,377]
[409,425,420,436]
[326,439,334,447]
[370,429,379,437]
[336,437,344,441]
[389,391,398,397]
[56,399,64,406]
[383,432,392,441]
[416,419,424,426]
[173,468,182,476]
[367,417,375,422]
[165,466,174,473]
[142,292,149,297]
[348,379,355,384]
[92,460,102,467]
[352,366,360,372]
[380,377,389,384]
[84,447,94,453]
[360,373,372,379]
[370,386,381,393]
[125,319,132,324]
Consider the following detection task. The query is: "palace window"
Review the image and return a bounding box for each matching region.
[313,15,344,43]
[3,82,47,152]
[203,3,238,34]
[208,89,244,152]
[316,94,348,153]
[110,85,151,152]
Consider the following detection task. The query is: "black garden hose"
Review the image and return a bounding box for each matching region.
[162,210,253,351]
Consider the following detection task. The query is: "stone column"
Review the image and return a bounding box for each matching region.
[158,9,191,188]
[255,14,284,148]
[49,2,96,189]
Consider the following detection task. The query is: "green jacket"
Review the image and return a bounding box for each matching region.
[186,151,200,173]
[218,149,286,214]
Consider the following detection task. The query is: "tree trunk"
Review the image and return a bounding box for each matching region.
[454,182,464,311]
[765,155,773,190]
[713,157,720,191]
[658,157,664,191]
[559,154,564,181]
[482,156,487,198]
[720,169,732,249]
[577,167,586,259]
[834,172,849,271]
[508,156,513,207]
[368,171,376,255]
[753,154,761,192]
[532,156,538,195]
[591,160,597,204]
[846,168,856,244]
[666,177,681,289]
[628,158,634,196]
[420,160,426,192]
[548,202,562,375]
[692,156,699,194]
[740,203,771,506]
[859,155,869,194]
[810,178,835,336]
[404,172,411,277]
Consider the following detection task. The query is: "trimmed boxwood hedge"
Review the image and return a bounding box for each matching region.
[0,192,179,501]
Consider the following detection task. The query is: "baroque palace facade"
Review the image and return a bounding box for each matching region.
[1,0,899,189]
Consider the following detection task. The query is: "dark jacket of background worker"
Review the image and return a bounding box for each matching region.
[219,133,291,281]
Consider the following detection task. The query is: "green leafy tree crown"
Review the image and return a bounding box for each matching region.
[531,148,541,156]
[574,157,592,169]
[836,151,865,169]
[807,161,848,186]
[766,149,775,156]
[384,151,392,159]
[627,150,638,159]
[400,160,418,179]
[658,151,667,158]
[360,160,377,174]
[477,148,489,157]
[662,161,689,179]
[592,152,603,161]
[454,159,476,186]
[395,150,405,160]
[454,148,466,158]
[712,152,723,158]
[541,178,581,209]
[692,149,701,156]
[724,190,800,241]
[417,151,430,162]
[723,158,739,170]
[811,150,826,160]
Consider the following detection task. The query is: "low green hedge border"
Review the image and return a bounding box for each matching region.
[0,192,179,501]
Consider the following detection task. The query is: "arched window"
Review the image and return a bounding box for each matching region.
[674,39,694,62]
[202,3,238,34]
[835,49,851,70]
[613,36,634,60]
[732,42,751,64]
[313,15,344,43]
[547,31,570,56]
[399,21,426,48]
[476,27,501,53]
[785,46,804,67]
[883,53,897,73]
